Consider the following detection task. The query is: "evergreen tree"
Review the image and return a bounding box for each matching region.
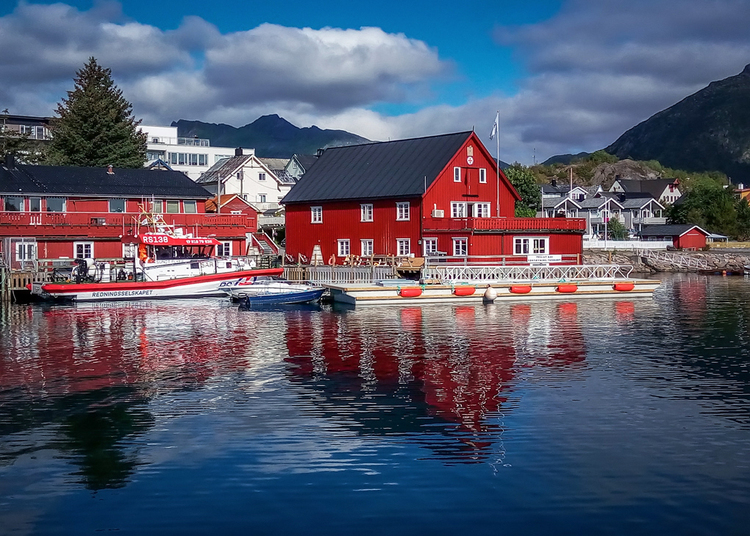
[47,57,147,168]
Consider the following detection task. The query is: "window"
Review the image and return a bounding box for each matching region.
[109,199,126,213]
[29,197,41,212]
[396,202,410,221]
[423,238,438,256]
[361,239,373,257]
[361,204,373,222]
[150,199,163,213]
[74,241,94,259]
[259,194,267,203]
[198,154,207,166]
[452,237,468,256]
[4,196,23,211]
[259,172,266,181]
[479,168,487,183]
[217,242,232,256]
[122,243,137,259]
[451,202,467,218]
[473,203,491,218]
[397,239,411,256]
[166,200,180,213]
[311,206,322,223]
[15,242,36,262]
[46,197,65,212]
[514,237,548,255]
[454,167,461,182]
[337,239,350,257]
[183,200,197,213]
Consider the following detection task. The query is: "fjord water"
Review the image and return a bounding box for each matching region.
[1,274,749,535]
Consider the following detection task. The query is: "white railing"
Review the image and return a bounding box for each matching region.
[637,249,709,270]
[423,264,633,283]
[286,265,396,284]
[584,239,673,251]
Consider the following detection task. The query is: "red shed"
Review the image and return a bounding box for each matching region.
[282,131,585,264]
[640,224,709,250]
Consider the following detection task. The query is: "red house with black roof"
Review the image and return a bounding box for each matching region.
[282,131,585,264]
[0,156,257,269]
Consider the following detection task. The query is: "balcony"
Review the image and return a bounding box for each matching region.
[633,216,667,225]
[423,217,586,233]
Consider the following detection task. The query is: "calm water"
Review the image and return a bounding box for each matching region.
[1,274,749,535]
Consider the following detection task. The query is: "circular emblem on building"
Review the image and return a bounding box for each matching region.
[467,156,474,165]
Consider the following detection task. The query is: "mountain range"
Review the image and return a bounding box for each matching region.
[173,115,369,158]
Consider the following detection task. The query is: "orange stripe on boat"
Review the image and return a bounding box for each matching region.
[613,282,635,292]
[510,285,532,294]
[399,287,423,298]
[453,286,476,296]
[556,284,578,293]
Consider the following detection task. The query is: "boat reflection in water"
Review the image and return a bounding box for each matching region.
[282,301,586,463]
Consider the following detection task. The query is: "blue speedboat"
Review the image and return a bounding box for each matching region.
[238,287,325,307]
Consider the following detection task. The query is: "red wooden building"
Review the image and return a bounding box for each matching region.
[0,157,258,269]
[282,131,585,263]
[640,224,709,250]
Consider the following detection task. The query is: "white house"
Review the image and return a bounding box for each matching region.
[609,178,682,205]
[140,125,242,180]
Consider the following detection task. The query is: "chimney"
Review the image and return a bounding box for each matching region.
[551,178,557,187]
[235,147,244,157]
[107,164,114,175]
[316,148,325,157]
[4,153,15,169]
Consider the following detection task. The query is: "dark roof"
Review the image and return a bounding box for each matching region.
[283,131,488,204]
[0,163,211,198]
[639,224,708,237]
[196,155,252,184]
[294,154,318,172]
[615,179,677,198]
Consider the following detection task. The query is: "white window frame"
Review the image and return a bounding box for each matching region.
[150,199,163,213]
[109,199,126,213]
[166,200,180,213]
[29,197,41,212]
[473,202,491,218]
[311,206,322,224]
[74,241,94,259]
[217,241,232,257]
[452,237,468,256]
[361,204,373,222]
[15,241,36,262]
[122,243,137,259]
[396,202,410,221]
[479,168,487,183]
[454,167,461,182]
[337,239,350,257]
[423,237,438,256]
[258,172,266,181]
[514,237,549,255]
[396,238,411,256]
[451,202,467,218]
[183,200,197,214]
[259,194,267,203]
[361,239,373,257]
[45,197,65,212]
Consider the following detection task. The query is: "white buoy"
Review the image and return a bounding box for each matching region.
[483,284,497,303]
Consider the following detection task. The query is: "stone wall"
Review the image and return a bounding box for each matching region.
[583,251,750,274]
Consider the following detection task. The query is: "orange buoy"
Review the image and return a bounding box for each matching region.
[453,286,476,296]
[399,287,423,298]
[613,282,635,292]
[556,283,578,293]
[510,285,532,294]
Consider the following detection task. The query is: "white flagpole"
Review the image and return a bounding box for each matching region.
[490,111,500,217]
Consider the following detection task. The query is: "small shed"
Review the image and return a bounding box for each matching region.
[639,224,709,250]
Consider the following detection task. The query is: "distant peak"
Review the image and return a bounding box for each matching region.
[743,64,750,75]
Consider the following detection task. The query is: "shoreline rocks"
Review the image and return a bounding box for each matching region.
[582,250,750,274]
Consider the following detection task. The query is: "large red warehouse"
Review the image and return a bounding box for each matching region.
[282,131,585,263]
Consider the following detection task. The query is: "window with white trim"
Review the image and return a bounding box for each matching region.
[258,172,266,181]
[361,239,373,257]
[183,200,197,213]
[361,204,373,222]
[4,196,23,211]
[396,202,410,221]
[109,199,126,213]
[451,202,467,218]
[337,239,350,257]
[74,241,94,259]
[122,243,137,259]
[423,237,438,256]
[29,197,41,212]
[311,206,322,223]
[452,237,468,256]
[15,242,36,262]
[397,238,410,256]
[479,168,487,183]
[150,199,163,213]
[454,167,461,182]
[473,202,491,218]
[217,242,232,256]
[259,194,267,203]
[166,200,180,213]
[46,197,65,212]
[514,237,548,255]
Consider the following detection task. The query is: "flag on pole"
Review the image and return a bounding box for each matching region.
[489,112,499,140]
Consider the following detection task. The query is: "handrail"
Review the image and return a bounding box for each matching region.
[423,264,634,283]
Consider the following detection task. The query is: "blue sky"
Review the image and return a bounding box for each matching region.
[2,0,749,163]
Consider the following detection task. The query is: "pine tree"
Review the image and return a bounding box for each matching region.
[47,57,147,168]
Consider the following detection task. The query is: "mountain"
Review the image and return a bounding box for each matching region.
[541,152,591,166]
[606,65,750,182]
[173,115,370,158]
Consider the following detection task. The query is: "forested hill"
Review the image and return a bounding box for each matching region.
[605,64,750,182]
[173,115,370,158]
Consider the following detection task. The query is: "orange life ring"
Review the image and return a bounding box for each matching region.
[557,283,578,293]
[613,282,635,292]
[328,254,336,265]
[510,285,532,294]
[453,286,476,296]
[399,287,423,298]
